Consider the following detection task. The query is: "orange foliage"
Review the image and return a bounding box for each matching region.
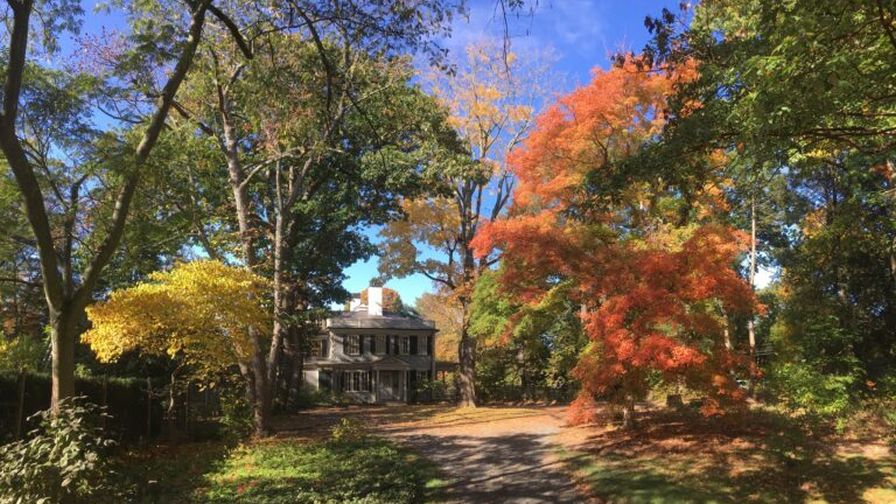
[508,58,672,212]
[473,59,758,424]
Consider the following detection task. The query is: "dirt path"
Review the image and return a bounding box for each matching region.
[385,406,586,503]
[274,405,588,503]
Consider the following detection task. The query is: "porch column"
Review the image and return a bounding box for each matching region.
[402,371,407,402]
[375,370,380,403]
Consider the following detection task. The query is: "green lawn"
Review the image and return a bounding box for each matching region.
[557,410,896,504]
[122,436,444,503]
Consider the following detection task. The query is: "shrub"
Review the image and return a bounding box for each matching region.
[0,397,119,503]
[766,362,855,427]
[330,418,367,443]
[294,388,339,409]
[415,378,447,402]
[219,385,253,440]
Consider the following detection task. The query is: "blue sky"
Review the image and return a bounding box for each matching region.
[343,0,678,305]
[69,1,696,305]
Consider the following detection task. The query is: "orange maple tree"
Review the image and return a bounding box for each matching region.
[472,58,758,426]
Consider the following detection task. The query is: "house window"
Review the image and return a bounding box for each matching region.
[319,370,332,390]
[376,335,386,355]
[308,337,329,358]
[410,335,418,355]
[343,370,371,392]
[389,335,399,355]
[418,336,428,356]
[345,335,360,355]
[362,335,373,355]
[400,335,410,355]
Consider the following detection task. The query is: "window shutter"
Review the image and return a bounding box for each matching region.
[410,336,418,355]
[427,335,433,356]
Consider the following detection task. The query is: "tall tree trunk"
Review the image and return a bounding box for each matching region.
[250,335,270,435]
[456,238,478,407]
[747,193,757,357]
[267,198,290,408]
[214,66,273,435]
[48,306,80,407]
[621,396,636,430]
[456,304,477,407]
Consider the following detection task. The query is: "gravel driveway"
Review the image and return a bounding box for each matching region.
[275,405,589,503]
[384,406,587,503]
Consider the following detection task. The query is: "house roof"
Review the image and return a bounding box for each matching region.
[326,308,437,331]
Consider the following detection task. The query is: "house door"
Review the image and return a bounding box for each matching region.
[379,371,400,401]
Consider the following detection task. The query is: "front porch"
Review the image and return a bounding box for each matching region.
[306,356,432,404]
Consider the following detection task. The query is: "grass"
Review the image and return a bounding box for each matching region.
[120,435,444,503]
[556,408,896,504]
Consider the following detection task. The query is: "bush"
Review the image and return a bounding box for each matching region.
[0,397,119,503]
[766,362,855,427]
[330,418,367,443]
[218,385,253,440]
[294,388,342,409]
[415,378,447,402]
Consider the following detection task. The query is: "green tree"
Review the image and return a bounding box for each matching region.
[636,0,896,412]
[170,4,460,433]
[0,1,250,410]
[468,271,586,402]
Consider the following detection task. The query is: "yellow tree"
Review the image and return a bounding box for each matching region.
[82,261,271,433]
[416,290,463,362]
[379,39,553,406]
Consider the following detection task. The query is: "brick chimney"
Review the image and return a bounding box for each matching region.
[367,286,383,316]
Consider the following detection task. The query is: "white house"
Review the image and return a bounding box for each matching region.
[302,286,437,403]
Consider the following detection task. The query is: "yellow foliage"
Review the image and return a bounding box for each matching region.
[82,261,271,379]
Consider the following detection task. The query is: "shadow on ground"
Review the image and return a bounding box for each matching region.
[275,404,588,503]
[399,431,585,503]
[560,408,896,504]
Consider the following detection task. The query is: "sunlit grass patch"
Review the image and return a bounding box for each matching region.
[202,437,444,504]
[122,436,443,503]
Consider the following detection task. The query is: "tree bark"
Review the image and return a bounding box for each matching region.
[48,305,80,407]
[456,316,477,407]
[220,85,271,437]
[267,178,292,409]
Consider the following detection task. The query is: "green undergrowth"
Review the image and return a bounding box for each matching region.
[123,435,445,503]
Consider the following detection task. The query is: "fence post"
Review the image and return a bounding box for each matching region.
[101,375,108,430]
[184,382,191,438]
[14,370,26,440]
[146,377,152,439]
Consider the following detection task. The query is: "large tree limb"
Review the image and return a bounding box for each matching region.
[209,4,253,59]
[74,0,212,308]
[0,0,64,309]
